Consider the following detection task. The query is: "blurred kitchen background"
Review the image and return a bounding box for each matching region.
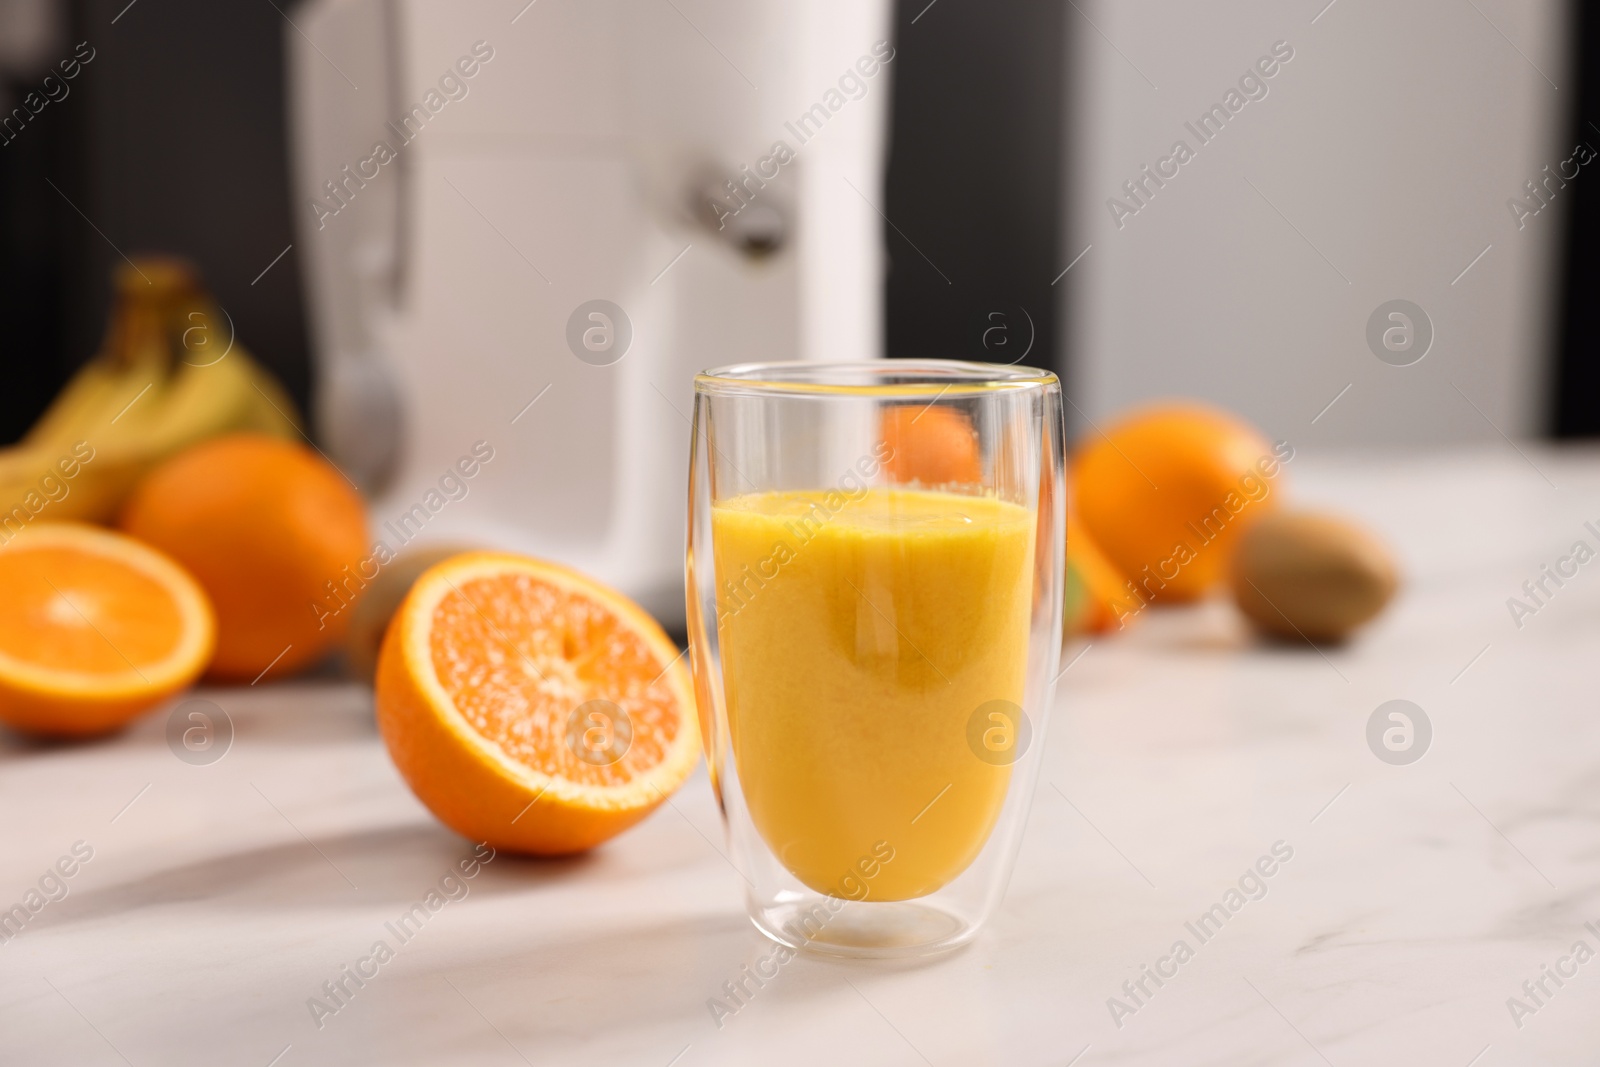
[2,0,1594,532]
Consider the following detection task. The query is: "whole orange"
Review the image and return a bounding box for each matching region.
[118,434,369,681]
[1071,403,1284,603]
[880,405,982,486]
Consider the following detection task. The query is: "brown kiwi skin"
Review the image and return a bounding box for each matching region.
[1229,511,1399,643]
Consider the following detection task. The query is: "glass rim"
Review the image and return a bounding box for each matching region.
[694,359,1059,398]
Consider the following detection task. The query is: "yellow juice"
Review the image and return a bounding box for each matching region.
[711,487,1034,901]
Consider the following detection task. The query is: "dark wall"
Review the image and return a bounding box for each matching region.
[0,45,72,443]
[1554,0,1600,437]
[0,0,309,443]
[881,0,1067,375]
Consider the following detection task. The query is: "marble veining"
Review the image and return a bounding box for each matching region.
[1,448,1598,1065]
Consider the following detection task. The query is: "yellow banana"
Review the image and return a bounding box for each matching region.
[8,339,169,473]
[2,258,309,528]
[121,345,256,455]
[238,357,303,437]
[20,359,124,451]
[0,445,100,530]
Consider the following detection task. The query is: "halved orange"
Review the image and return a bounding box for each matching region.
[0,523,215,737]
[374,552,700,854]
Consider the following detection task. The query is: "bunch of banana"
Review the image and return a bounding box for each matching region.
[0,257,303,529]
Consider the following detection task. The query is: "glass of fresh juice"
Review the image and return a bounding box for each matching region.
[686,360,1066,957]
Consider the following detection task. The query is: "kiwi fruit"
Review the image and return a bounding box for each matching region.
[1230,510,1398,643]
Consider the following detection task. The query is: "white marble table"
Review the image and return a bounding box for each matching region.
[3,447,1598,1067]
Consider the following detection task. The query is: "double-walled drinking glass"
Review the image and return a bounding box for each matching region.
[685,361,1066,958]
